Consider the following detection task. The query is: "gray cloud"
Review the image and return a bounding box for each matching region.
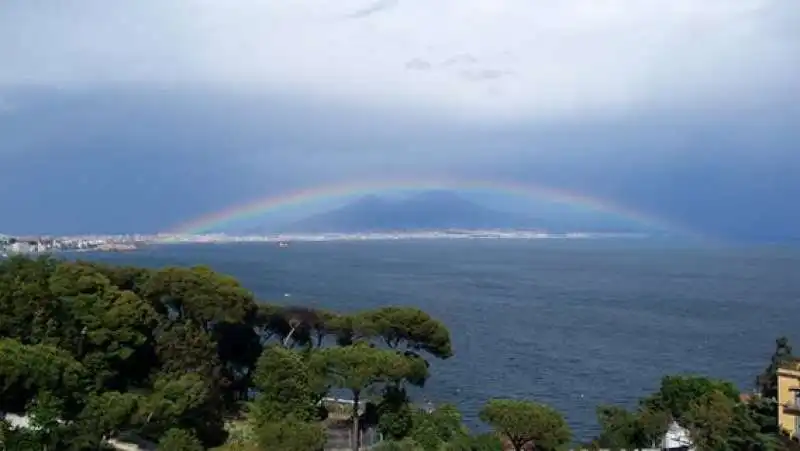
[460,69,509,82]
[405,58,432,71]
[348,0,399,19]
[1,0,798,123]
[442,54,479,67]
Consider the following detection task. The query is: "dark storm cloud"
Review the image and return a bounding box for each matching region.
[1,86,797,240]
[0,0,798,238]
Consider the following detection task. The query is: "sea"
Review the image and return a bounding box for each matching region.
[77,238,800,440]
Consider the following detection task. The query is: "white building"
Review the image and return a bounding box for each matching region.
[8,242,32,254]
[659,421,695,451]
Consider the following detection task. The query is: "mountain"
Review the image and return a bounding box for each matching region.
[272,190,539,233]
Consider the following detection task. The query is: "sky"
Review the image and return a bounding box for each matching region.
[1,0,799,240]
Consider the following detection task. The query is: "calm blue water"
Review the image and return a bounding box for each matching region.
[82,239,800,439]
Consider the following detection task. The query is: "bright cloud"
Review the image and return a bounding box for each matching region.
[1,0,798,122]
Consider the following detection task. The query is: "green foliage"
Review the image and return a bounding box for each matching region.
[376,386,414,440]
[595,348,792,451]
[360,307,453,359]
[446,433,504,451]
[143,265,261,409]
[252,419,325,451]
[318,342,426,450]
[23,392,71,451]
[0,339,89,415]
[71,391,141,448]
[593,404,668,449]
[136,372,227,444]
[157,428,204,451]
[318,342,421,396]
[479,399,571,451]
[684,391,779,451]
[641,374,740,422]
[746,396,780,435]
[141,265,256,327]
[155,320,220,377]
[408,404,469,451]
[0,427,43,451]
[373,439,420,451]
[249,345,318,425]
[9,255,788,451]
[0,256,59,343]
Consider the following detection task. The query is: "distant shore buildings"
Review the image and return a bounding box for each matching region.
[0,234,139,256]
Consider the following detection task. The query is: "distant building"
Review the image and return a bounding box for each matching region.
[778,365,800,438]
[8,241,32,254]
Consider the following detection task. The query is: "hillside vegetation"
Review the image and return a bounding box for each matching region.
[0,255,793,450]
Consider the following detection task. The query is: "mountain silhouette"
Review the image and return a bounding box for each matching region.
[275,190,539,233]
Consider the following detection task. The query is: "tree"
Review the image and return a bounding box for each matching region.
[0,256,473,451]
[157,428,204,451]
[213,319,262,405]
[593,372,782,451]
[746,396,780,435]
[55,275,159,391]
[71,391,141,448]
[593,405,668,449]
[375,386,414,440]
[278,307,323,348]
[246,346,326,451]
[408,404,469,451]
[140,266,261,410]
[155,320,220,377]
[479,399,571,451]
[81,262,152,295]
[325,313,380,347]
[253,303,287,345]
[0,339,89,416]
[318,343,421,451]
[757,336,795,399]
[23,392,70,451]
[249,345,318,424]
[136,373,227,446]
[251,305,340,349]
[684,391,737,451]
[683,390,779,451]
[360,307,453,359]
[0,256,59,344]
[641,375,739,423]
[141,266,256,330]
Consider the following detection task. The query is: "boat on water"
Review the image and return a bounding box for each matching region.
[278,241,289,248]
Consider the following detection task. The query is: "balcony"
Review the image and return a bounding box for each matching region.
[783,400,800,413]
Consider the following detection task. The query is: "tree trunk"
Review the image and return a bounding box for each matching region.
[352,390,361,451]
[283,325,297,347]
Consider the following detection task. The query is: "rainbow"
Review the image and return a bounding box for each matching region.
[167,178,695,237]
